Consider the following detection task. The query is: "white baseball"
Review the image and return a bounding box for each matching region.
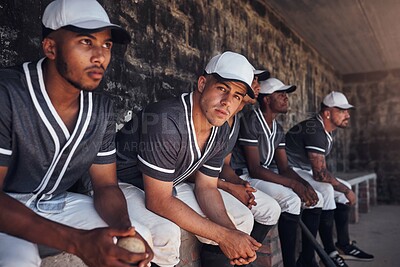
[117,236,146,253]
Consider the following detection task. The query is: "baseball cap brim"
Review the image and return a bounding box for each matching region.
[62,24,131,44]
[212,73,255,99]
[254,69,271,81]
[276,85,297,94]
[334,104,355,109]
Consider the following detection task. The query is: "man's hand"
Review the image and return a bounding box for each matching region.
[344,189,357,206]
[227,182,257,209]
[218,229,262,265]
[75,227,153,267]
[291,181,318,207]
[128,231,154,267]
[303,184,319,207]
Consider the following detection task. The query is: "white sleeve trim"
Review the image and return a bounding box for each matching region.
[0,148,12,156]
[305,146,325,153]
[203,164,222,172]
[238,138,258,143]
[97,149,116,157]
[138,155,175,174]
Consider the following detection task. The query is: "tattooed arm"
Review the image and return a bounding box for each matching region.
[308,152,356,205]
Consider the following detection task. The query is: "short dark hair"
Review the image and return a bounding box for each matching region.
[320,102,329,112]
[257,93,270,110]
[42,25,54,40]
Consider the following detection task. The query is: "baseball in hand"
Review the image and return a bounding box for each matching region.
[117,236,146,253]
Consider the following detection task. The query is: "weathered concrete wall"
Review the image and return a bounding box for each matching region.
[0,1,344,176]
[343,69,400,203]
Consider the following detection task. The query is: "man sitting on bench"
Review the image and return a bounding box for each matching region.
[286,91,374,267]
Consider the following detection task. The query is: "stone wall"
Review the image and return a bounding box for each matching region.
[343,69,400,203]
[0,1,344,176]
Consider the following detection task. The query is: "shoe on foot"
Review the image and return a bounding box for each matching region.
[329,251,348,267]
[336,241,374,261]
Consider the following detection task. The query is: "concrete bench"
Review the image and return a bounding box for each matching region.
[336,172,377,223]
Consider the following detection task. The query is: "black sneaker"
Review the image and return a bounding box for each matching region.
[329,251,348,267]
[336,241,374,261]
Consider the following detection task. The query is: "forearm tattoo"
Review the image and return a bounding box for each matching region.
[309,153,334,183]
[314,167,332,182]
[309,152,350,193]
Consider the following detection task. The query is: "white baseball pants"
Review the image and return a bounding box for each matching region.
[0,190,153,267]
[293,168,352,210]
[239,173,324,215]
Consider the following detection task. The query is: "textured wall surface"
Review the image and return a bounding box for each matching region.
[0,1,349,181]
[0,0,341,120]
[343,69,400,203]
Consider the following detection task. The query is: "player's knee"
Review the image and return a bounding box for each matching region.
[270,200,282,223]
[134,224,153,248]
[231,207,254,234]
[152,219,181,248]
[256,198,281,225]
[150,220,181,267]
[242,208,256,232]
[287,195,302,215]
[319,183,335,201]
[314,191,325,208]
[320,183,334,195]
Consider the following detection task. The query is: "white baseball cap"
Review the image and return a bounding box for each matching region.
[259,78,297,95]
[253,69,270,81]
[322,91,354,109]
[42,0,131,44]
[204,51,255,99]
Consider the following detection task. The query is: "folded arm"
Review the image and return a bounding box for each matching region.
[308,152,356,205]
[143,172,261,264]
[275,149,319,206]
[218,153,256,208]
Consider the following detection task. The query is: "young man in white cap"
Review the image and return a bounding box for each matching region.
[116,51,262,266]
[216,70,282,262]
[286,91,374,267]
[0,0,154,266]
[231,78,323,267]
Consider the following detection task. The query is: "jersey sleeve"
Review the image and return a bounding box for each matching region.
[93,98,116,164]
[0,83,12,166]
[138,111,180,182]
[116,112,143,186]
[198,156,224,178]
[237,111,259,146]
[277,124,286,149]
[303,121,328,154]
[198,128,226,177]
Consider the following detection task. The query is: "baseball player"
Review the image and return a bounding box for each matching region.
[0,0,154,266]
[286,91,374,267]
[117,51,262,267]
[231,78,323,267]
[216,70,281,246]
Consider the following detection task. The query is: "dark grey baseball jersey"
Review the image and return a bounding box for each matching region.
[223,113,240,157]
[231,108,286,172]
[0,59,116,201]
[285,115,333,171]
[137,93,230,187]
[116,111,143,188]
